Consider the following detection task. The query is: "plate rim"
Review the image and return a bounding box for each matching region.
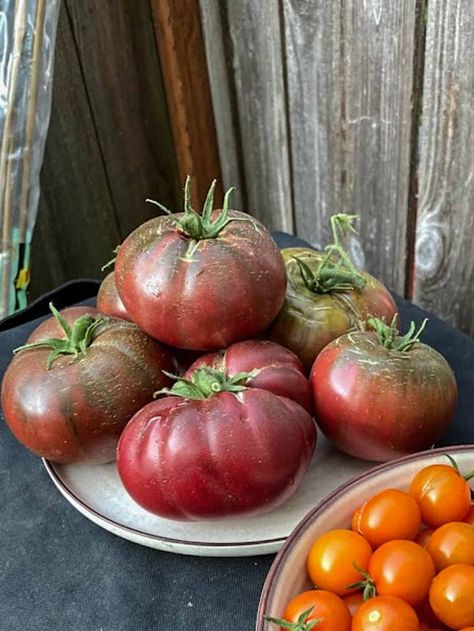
[43,458,288,551]
[255,444,474,630]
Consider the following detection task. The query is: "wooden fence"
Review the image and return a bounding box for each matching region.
[30,1,474,337]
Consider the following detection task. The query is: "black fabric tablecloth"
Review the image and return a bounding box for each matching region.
[1,232,473,631]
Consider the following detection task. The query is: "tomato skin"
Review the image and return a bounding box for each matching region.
[342,591,365,616]
[279,589,351,631]
[463,505,474,526]
[416,599,448,630]
[185,339,313,413]
[429,565,474,629]
[416,528,435,549]
[353,489,421,548]
[368,540,435,606]
[352,595,419,631]
[1,307,175,464]
[307,529,372,596]
[310,333,456,462]
[117,388,316,520]
[410,465,471,527]
[268,248,397,371]
[97,272,130,320]
[115,211,286,350]
[427,522,474,571]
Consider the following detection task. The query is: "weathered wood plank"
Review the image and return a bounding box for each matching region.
[150,0,222,207]
[198,0,245,210]
[282,0,343,247]
[223,0,294,232]
[414,0,474,335]
[29,4,121,299]
[65,0,180,238]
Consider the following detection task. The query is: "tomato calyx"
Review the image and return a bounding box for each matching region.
[291,214,366,294]
[445,454,474,482]
[146,176,249,240]
[347,563,377,600]
[368,315,428,352]
[13,303,108,369]
[264,606,322,630]
[101,245,120,272]
[155,366,258,400]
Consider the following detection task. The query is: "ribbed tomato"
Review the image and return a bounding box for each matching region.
[117,368,316,520]
[184,339,313,413]
[97,271,130,320]
[268,215,397,371]
[115,179,286,350]
[1,304,175,464]
[311,317,457,461]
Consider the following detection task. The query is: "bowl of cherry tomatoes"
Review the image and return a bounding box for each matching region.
[257,445,474,631]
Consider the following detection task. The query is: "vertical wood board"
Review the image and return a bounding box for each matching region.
[414,0,474,335]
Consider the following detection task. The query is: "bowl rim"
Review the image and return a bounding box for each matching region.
[255,443,474,630]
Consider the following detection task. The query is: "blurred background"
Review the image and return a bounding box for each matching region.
[2,1,474,335]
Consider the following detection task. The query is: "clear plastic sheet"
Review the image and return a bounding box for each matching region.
[0,0,60,317]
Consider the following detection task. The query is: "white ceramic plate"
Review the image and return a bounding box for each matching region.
[43,434,373,557]
[256,445,474,630]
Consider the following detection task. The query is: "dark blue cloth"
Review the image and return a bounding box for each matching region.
[0,233,473,630]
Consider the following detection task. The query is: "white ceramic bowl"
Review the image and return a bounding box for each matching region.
[256,444,474,630]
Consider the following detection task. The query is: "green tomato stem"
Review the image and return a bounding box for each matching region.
[155,366,258,400]
[368,315,428,352]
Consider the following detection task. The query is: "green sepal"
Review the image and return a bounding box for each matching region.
[368,315,428,352]
[155,366,258,400]
[264,606,322,630]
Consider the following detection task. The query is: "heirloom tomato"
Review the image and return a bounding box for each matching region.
[265,590,351,631]
[184,339,312,413]
[117,366,316,520]
[306,529,372,596]
[352,488,421,548]
[268,214,397,370]
[429,565,474,629]
[115,178,286,350]
[352,596,419,631]
[410,461,472,527]
[97,271,130,321]
[1,304,174,463]
[311,316,457,461]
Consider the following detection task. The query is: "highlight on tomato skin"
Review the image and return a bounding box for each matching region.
[351,595,419,631]
[429,564,474,630]
[351,488,421,548]
[410,463,472,527]
[426,521,474,571]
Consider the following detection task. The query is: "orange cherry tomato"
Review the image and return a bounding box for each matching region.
[410,464,471,527]
[419,625,443,631]
[416,598,448,629]
[352,595,419,631]
[429,564,474,629]
[463,505,474,526]
[352,505,363,532]
[342,591,365,617]
[307,529,372,596]
[353,489,421,548]
[427,522,474,571]
[265,589,351,631]
[460,628,474,631]
[416,527,435,549]
[367,540,435,606]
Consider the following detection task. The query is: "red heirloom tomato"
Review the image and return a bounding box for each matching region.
[352,488,421,548]
[362,540,435,607]
[1,304,175,464]
[306,529,372,596]
[429,565,474,629]
[410,461,472,527]
[184,339,313,413]
[117,367,316,520]
[311,316,457,461]
[264,590,351,631]
[115,178,286,350]
[268,215,397,371]
[426,522,474,570]
[97,271,130,321]
[352,596,419,631]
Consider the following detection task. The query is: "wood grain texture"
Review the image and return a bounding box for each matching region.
[150,0,222,207]
[340,0,417,294]
[413,0,474,335]
[29,4,120,298]
[198,0,245,210]
[64,0,180,237]
[224,0,294,232]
